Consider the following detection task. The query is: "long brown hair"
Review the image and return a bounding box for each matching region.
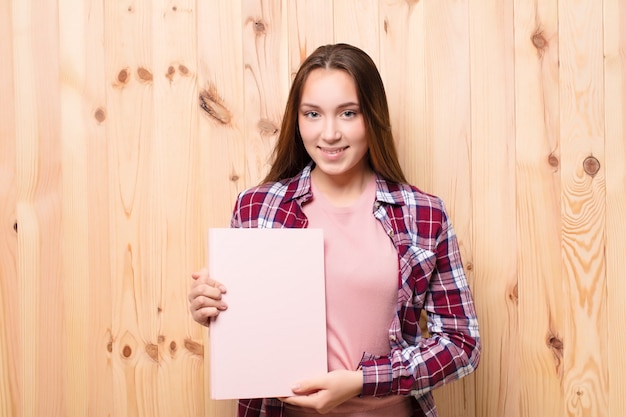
[262,43,407,184]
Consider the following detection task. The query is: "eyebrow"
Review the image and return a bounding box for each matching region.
[299,101,360,109]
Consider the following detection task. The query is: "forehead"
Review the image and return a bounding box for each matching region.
[300,68,358,102]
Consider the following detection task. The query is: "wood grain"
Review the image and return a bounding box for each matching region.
[559,0,608,416]
[333,0,380,63]
[379,0,427,188]
[59,0,90,415]
[0,0,18,415]
[287,0,333,75]
[197,0,247,415]
[468,0,520,415]
[603,1,626,416]
[242,0,288,185]
[514,1,565,416]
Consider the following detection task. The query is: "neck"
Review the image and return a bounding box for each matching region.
[311,165,374,207]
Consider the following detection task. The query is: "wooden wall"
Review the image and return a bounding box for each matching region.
[0,0,624,416]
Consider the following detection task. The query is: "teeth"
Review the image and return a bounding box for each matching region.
[323,148,343,154]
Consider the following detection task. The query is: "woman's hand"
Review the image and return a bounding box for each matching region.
[187,268,228,327]
[280,370,363,414]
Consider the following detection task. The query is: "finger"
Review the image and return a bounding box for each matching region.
[280,392,321,409]
[191,269,227,293]
[291,379,323,395]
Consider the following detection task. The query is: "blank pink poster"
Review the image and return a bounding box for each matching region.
[208,228,327,400]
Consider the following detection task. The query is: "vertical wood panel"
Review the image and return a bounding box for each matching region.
[468,1,518,417]
[425,1,473,416]
[379,0,426,188]
[333,0,379,63]
[287,0,333,75]
[241,0,288,184]
[104,0,160,415]
[82,0,113,415]
[150,1,200,416]
[604,0,626,416]
[197,0,247,415]
[0,0,19,415]
[59,0,90,414]
[13,0,65,416]
[558,0,608,415]
[513,1,564,416]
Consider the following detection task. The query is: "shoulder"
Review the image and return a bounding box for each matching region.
[376,178,447,221]
[231,169,311,228]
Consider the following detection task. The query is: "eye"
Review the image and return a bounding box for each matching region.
[304,111,320,119]
[341,110,358,118]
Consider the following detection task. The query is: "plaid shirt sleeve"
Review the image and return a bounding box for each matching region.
[360,188,481,399]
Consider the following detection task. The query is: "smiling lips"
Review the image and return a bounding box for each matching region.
[319,146,348,155]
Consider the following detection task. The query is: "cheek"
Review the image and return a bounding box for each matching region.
[298,121,317,143]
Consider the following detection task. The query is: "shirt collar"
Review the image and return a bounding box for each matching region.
[285,162,406,206]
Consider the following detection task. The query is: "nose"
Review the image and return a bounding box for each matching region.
[321,118,341,142]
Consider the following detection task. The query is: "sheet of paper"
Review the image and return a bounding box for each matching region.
[208,228,327,400]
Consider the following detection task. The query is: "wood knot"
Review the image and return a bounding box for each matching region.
[548,335,563,350]
[230,174,240,182]
[122,345,132,358]
[178,64,189,75]
[184,338,204,357]
[172,5,177,11]
[509,283,519,304]
[94,107,106,123]
[169,341,177,353]
[13,221,18,233]
[166,66,176,81]
[383,19,389,34]
[258,118,279,136]
[157,335,165,343]
[548,152,559,168]
[583,156,600,177]
[117,68,130,84]
[465,262,473,271]
[254,20,267,34]
[531,30,547,56]
[199,85,232,125]
[137,67,153,82]
[145,343,159,362]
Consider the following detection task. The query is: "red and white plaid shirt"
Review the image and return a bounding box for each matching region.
[231,164,480,417]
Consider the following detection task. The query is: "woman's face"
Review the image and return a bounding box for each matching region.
[298,68,369,184]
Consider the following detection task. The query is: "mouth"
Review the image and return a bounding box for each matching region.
[319,146,348,155]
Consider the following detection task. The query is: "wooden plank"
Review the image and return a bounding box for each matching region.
[148,1,204,416]
[0,0,19,415]
[424,1,474,416]
[379,0,427,189]
[603,1,626,416]
[58,0,91,415]
[513,1,564,416]
[12,0,65,416]
[333,0,379,62]
[241,0,288,184]
[287,0,333,77]
[103,1,161,416]
[81,0,113,416]
[558,0,608,416]
[468,0,524,413]
[196,0,247,415]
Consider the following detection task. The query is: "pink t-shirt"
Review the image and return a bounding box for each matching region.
[284,176,412,417]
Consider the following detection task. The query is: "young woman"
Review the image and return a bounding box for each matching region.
[188,43,480,417]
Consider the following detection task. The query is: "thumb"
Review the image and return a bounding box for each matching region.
[291,378,321,395]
